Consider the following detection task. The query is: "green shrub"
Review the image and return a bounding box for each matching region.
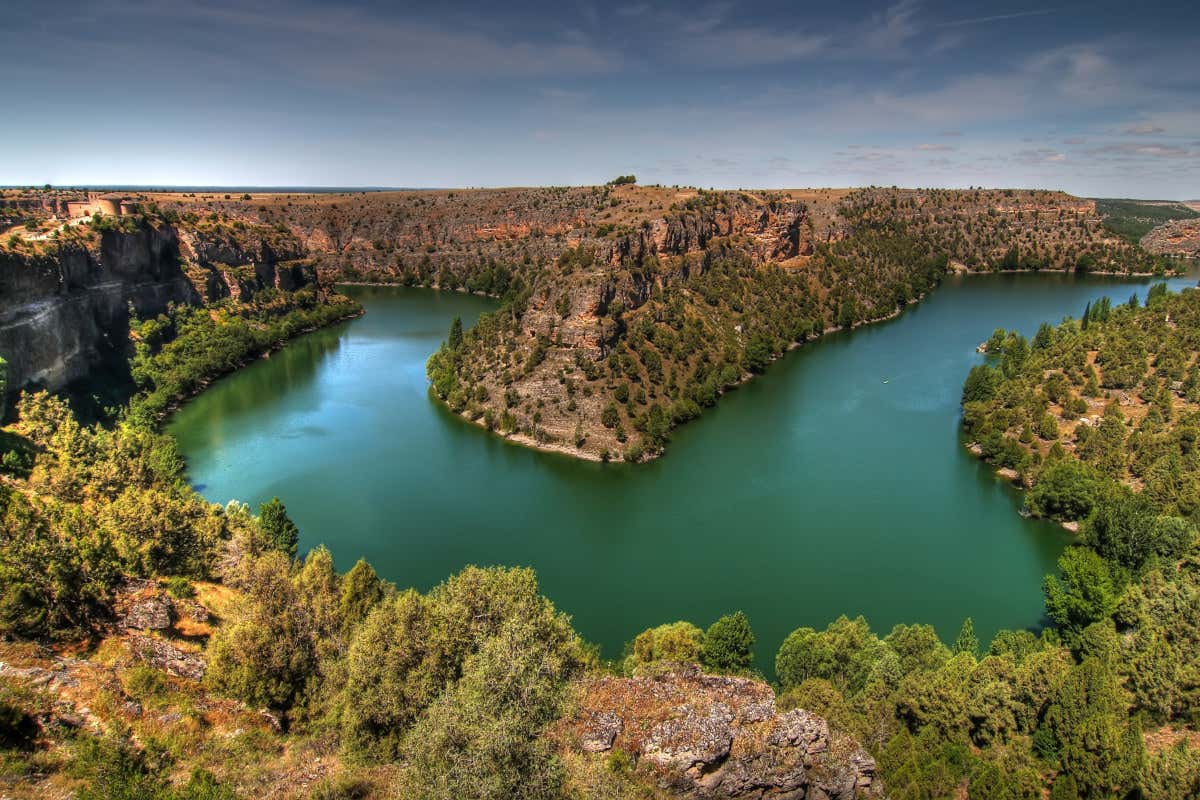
[1025,461,1104,521]
[701,611,755,673]
[625,621,703,672]
[122,665,169,703]
[341,566,584,761]
[165,576,195,599]
[309,774,371,800]
[0,695,35,750]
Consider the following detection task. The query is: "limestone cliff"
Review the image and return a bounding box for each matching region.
[1141,218,1200,258]
[5,186,1176,457]
[0,219,318,399]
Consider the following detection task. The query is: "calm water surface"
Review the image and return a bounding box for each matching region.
[169,272,1198,671]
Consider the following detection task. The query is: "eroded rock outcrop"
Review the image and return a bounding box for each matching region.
[0,223,199,394]
[560,664,881,799]
[1142,218,1200,258]
[128,634,206,680]
[0,219,318,397]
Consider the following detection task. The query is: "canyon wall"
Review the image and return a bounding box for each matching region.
[0,220,317,398]
[0,223,196,394]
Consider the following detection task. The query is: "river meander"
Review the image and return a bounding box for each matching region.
[169,271,1199,671]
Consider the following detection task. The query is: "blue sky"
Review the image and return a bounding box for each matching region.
[2,0,1197,198]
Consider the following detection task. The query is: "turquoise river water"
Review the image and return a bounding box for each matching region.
[169,271,1198,671]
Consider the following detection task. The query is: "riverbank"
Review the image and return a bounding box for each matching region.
[428,263,1191,464]
[156,305,365,425]
[958,273,1200,535]
[962,439,1082,532]
[171,275,1089,672]
[953,262,1186,278]
[432,287,933,463]
[131,295,363,429]
[336,279,501,299]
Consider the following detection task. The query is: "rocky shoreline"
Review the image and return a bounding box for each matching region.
[963,441,1082,534]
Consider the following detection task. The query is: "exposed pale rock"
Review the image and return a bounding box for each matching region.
[580,709,623,752]
[173,598,212,624]
[564,663,880,799]
[128,634,205,680]
[124,596,173,630]
[644,702,735,774]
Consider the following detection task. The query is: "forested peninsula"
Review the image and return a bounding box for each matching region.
[5,185,1192,462]
[1,186,1200,799]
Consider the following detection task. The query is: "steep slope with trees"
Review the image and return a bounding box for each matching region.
[6,185,1179,461]
[0,201,357,407]
[957,284,1200,796]
[0,387,879,799]
[422,188,1183,461]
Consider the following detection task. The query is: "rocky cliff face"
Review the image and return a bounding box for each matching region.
[602,197,812,268]
[517,198,815,361]
[0,219,317,398]
[176,224,315,302]
[1141,218,1200,258]
[0,223,197,395]
[560,664,882,799]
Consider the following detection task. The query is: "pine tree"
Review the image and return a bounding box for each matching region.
[953,617,978,657]
[339,558,386,634]
[1033,322,1054,350]
[702,611,756,673]
[1082,301,1091,330]
[259,497,300,557]
[448,317,464,351]
[1043,657,1144,798]
[1049,774,1080,800]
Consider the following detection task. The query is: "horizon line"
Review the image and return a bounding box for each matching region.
[2,184,1195,202]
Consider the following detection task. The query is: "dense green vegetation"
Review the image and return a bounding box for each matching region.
[964,285,1200,506]
[1095,199,1200,243]
[10,280,1200,797]
[1,390,262,639]
[946,285,1200,798]
[5,188,1200,797]
[0,386,591,796]
[848,189,1183,275]
[126,289,360,427]
[429,188,1186,461]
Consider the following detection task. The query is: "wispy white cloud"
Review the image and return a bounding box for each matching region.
[540,87,593,103]
[1123,124,1166,135]
[858,0,923,57]
[679,1,732,35]
[937,8,1057,27]
[1088,142,1196,159]
[628,2,829,67]
[48,0,621,82]
[1013,148,1067,165]
[675,28,829,65]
